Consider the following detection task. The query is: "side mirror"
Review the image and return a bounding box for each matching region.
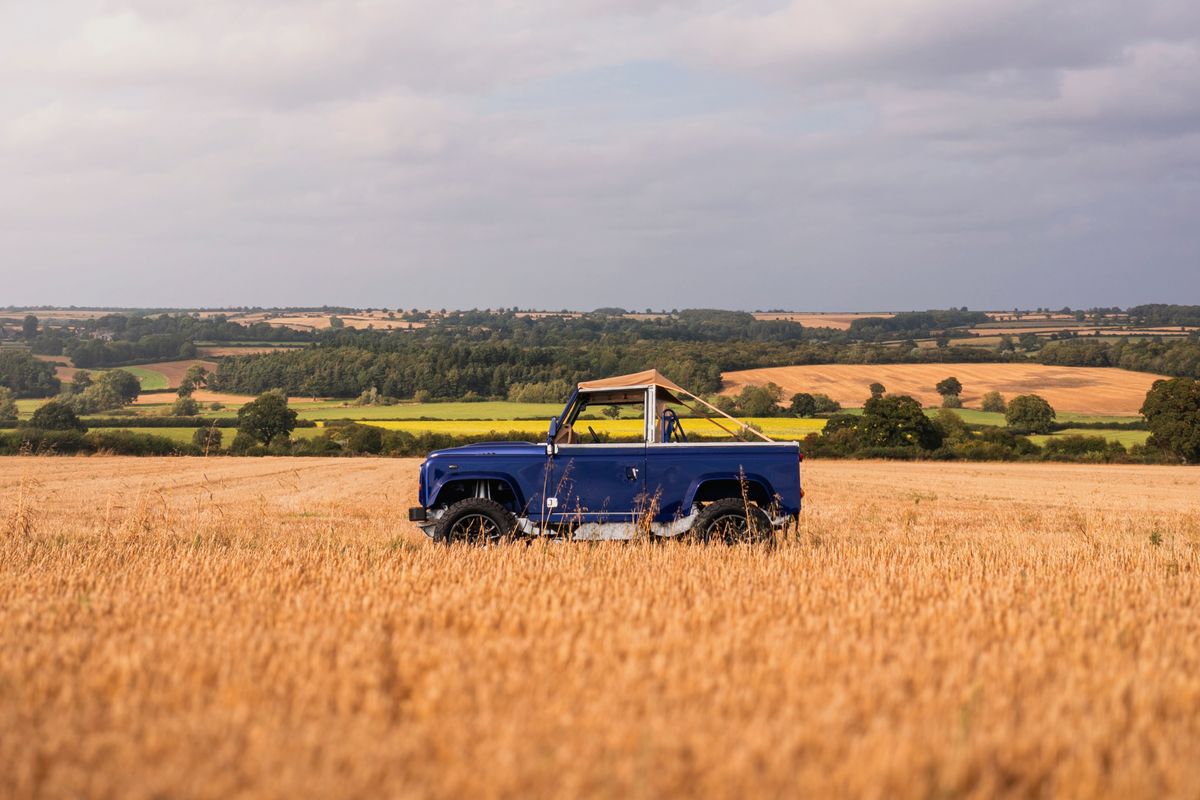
[547,416,559,444]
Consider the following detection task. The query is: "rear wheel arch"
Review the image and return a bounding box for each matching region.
[687,476,775,510]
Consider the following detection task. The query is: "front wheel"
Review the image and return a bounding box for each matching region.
[433,498,518,545]
[690,498,772,544]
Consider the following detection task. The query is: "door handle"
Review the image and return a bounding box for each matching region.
[625,466,639,481]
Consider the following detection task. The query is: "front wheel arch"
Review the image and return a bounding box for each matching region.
[429,476,522,513]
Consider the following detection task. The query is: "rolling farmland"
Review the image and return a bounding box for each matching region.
[722,363,1167,415]
[2,457,1198,797]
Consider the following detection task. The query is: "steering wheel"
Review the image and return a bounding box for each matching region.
[662,408,687,442]
[587,425,601,443]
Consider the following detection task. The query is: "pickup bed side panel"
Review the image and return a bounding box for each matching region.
[644,443,802,522]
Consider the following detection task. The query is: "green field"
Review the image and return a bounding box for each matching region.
[116,366,170,391]
[1029,429,1151,448]
[15,399,44,416]
[293,400,568,421]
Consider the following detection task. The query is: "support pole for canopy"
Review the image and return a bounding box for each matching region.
[671,387,775,443]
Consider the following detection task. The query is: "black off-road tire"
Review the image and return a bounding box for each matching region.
[434,498,518,545]
[690,498,773,545]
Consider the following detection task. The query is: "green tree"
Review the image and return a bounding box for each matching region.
[789,392,817,418]
[72,370,94,391]
[980,391,1006,413]
[933,408,970,443]
[0,387,17,421]
[1005,394,1056,434]
[29,400,86,431]
[868,382,886,400]
[172,396,200,416]
[193,426,223,453]
[0,350,60,397]
[329,315,345,329]
[858,395,943,450]
[601,405,621,420]
[811,394,842,414]
[1140,378,1200,463]
[104,370,142,404]
[70,370,142,413]
[936,376,962,397]
[345,423,383,454]
[734,383,784,416]
[237,390,297,445]
[230,431,260,454]
[178,364,209,397]
[22,314,38,339]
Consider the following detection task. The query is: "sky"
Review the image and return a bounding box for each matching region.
[2,0,1199,311]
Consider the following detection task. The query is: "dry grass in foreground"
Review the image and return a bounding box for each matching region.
[2,457,1199,799]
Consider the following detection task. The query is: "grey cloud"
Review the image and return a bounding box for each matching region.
[1,0,1197,310]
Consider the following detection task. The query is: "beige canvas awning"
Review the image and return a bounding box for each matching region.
[578,368,774,443]
[577,369,685,394]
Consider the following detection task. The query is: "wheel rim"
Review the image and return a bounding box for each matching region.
[706,511,764,544]
[449,513,501,543]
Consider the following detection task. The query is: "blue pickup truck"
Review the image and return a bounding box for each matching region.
[408,370,802,543]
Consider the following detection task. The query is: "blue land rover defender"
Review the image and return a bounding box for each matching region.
[408,370,802,543]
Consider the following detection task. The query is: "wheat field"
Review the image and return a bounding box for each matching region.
[2,457,1199,798]
[721,363,1167,414]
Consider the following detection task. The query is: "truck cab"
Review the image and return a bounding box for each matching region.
[409,369,802,543]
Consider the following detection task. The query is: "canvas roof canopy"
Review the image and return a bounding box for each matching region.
[576,368,774,443]
[577,369,685,402]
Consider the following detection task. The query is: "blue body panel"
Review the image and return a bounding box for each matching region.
[420,439,802,524]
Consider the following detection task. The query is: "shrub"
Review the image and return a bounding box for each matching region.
[811,394,842,414]
[86,430,189,456]
[949,440,1018,461]
[345,424,384,454]
[941,394,962,409]
[0,429,86,454]
[30,400,86,431]
[858,395,943,450]
[789,393,816,418]
[193,426,223,453]
[1046,438,1118,455]
[732,383,785,417]
[977,427,1039,456]
[172,396,200,416]
[933,409,969,443]
[1006,394,1056,434]
[230,431,262,454]
[0,387,17,421]
[293,435,345,456]
[980,391,1006,413]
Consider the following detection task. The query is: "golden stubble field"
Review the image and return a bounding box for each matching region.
[2,457,1199,799]
[721,363,1167,414]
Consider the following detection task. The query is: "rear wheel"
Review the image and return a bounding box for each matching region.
[434,498,518,545]
[690,498,772,545]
